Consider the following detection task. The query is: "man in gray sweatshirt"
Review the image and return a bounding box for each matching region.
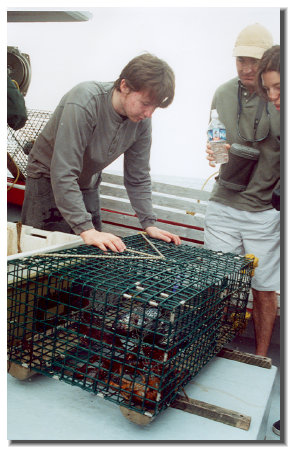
[21,53,181,252]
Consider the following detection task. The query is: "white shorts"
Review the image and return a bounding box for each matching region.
[204,201,280,291]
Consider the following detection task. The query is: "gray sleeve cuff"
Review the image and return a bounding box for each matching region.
[72,220,94,235]
[140,219,157,230]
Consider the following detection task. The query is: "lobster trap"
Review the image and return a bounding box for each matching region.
[7,109,51,180]
[7,234,254,420]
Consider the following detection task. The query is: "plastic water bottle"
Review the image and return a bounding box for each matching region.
[207,109,229,164]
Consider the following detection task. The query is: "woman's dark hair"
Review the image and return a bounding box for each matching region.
[256,45,280,98]
[114,53,175,108]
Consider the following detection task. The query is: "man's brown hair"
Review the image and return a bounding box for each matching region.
[114,53,175,108]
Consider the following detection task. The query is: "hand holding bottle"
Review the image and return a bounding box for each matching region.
[206,142,230,167]
[207,109,229,164]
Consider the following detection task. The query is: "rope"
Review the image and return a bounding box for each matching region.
[22,233,165,261]
[25,252,163,261]
[186,171,219,216]
[22,243,164,261]
[7,154,20,191]
[139,232,165,258]
[11,79,20,90]
[200,171,219,192]
[16,222,22,254]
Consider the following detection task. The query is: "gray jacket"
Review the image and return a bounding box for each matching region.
[27,81,157,234]
[209,77,280,211]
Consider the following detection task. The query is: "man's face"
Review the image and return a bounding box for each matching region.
[236,57,260,92]
[119,80,157,122]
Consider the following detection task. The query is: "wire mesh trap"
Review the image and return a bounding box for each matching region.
[7,109,52,179]
[7,234,254,419]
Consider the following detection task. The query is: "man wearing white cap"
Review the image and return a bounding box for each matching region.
[205,24,280,357]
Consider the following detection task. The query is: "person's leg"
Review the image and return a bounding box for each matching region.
[252,289,278,356]
[82,172,102,231]
[204,201,244,253]
[205,203,280,357]
[241,208,280,356]
[21,176,72,232]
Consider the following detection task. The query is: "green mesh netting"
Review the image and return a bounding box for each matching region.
[7,234,253,418]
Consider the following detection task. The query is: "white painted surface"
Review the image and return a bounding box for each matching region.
[7,356,277,441]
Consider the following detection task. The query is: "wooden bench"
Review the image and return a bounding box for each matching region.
[100,172,211,245]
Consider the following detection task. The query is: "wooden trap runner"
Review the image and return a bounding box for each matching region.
[170,348,272,431]
[217,347,272,369]
[119,348,272,428]
[171,394,251,431]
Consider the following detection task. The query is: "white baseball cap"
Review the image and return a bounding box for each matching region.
[232,23,273,59]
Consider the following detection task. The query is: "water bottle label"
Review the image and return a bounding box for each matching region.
[207,127,226,142]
